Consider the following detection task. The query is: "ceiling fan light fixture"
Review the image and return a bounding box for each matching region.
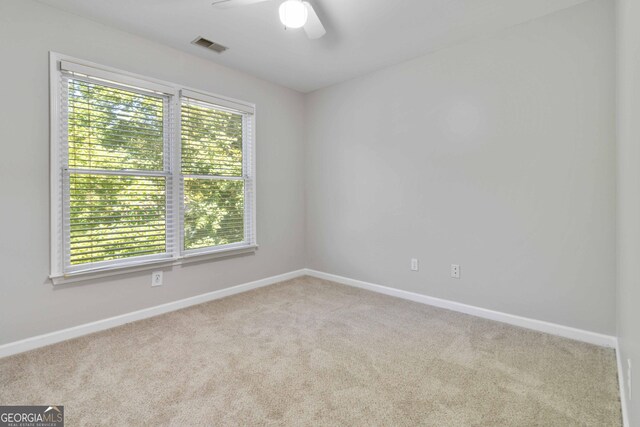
[279,0,308,29]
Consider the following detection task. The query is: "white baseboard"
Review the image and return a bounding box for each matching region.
[0,269,307,358]
[616,340,631,427]
[0,267,617,354]
[303,269,617,348]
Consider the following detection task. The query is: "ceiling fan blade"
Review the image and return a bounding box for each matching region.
[303,2,326,39]
[211,0,270,8]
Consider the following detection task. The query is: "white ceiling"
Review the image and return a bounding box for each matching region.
[38,0,588,92]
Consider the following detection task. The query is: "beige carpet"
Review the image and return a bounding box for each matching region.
[0,276,621,426]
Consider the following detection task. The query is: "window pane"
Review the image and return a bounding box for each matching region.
[68,79,165,171]
[181,102,243,177]
[183,178,244,250]
[69,174,166,265]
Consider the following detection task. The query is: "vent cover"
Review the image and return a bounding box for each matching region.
[191,37,228,54]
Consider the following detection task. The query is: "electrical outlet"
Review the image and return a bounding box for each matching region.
[410,258,419,271]
[628,358,632,401]
[451,264,460,279]
[152,271,163,287]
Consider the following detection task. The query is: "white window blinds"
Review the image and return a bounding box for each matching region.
[61,73,174,272]
[51,56,256,279]
[180,95,255,254]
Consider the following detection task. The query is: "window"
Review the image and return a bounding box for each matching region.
[50,55,256,280]
[180,93,254,254]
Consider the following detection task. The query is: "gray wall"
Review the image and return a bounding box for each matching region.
[305,0,616,334]
[617,0,640,422]
[0,0,306,344]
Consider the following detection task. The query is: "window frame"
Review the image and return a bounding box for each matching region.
[49,52,257,284]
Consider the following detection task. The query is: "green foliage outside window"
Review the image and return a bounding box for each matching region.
[181,102,244,250]
[67,78,245,265]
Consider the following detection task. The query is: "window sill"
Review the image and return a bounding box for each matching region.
[49,245,258,285]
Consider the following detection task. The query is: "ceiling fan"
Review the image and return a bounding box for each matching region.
[211,0,327,39]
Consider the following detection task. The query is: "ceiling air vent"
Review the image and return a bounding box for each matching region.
[191,37,228,54]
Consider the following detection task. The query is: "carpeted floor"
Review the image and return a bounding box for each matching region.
[0,276,621,426]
